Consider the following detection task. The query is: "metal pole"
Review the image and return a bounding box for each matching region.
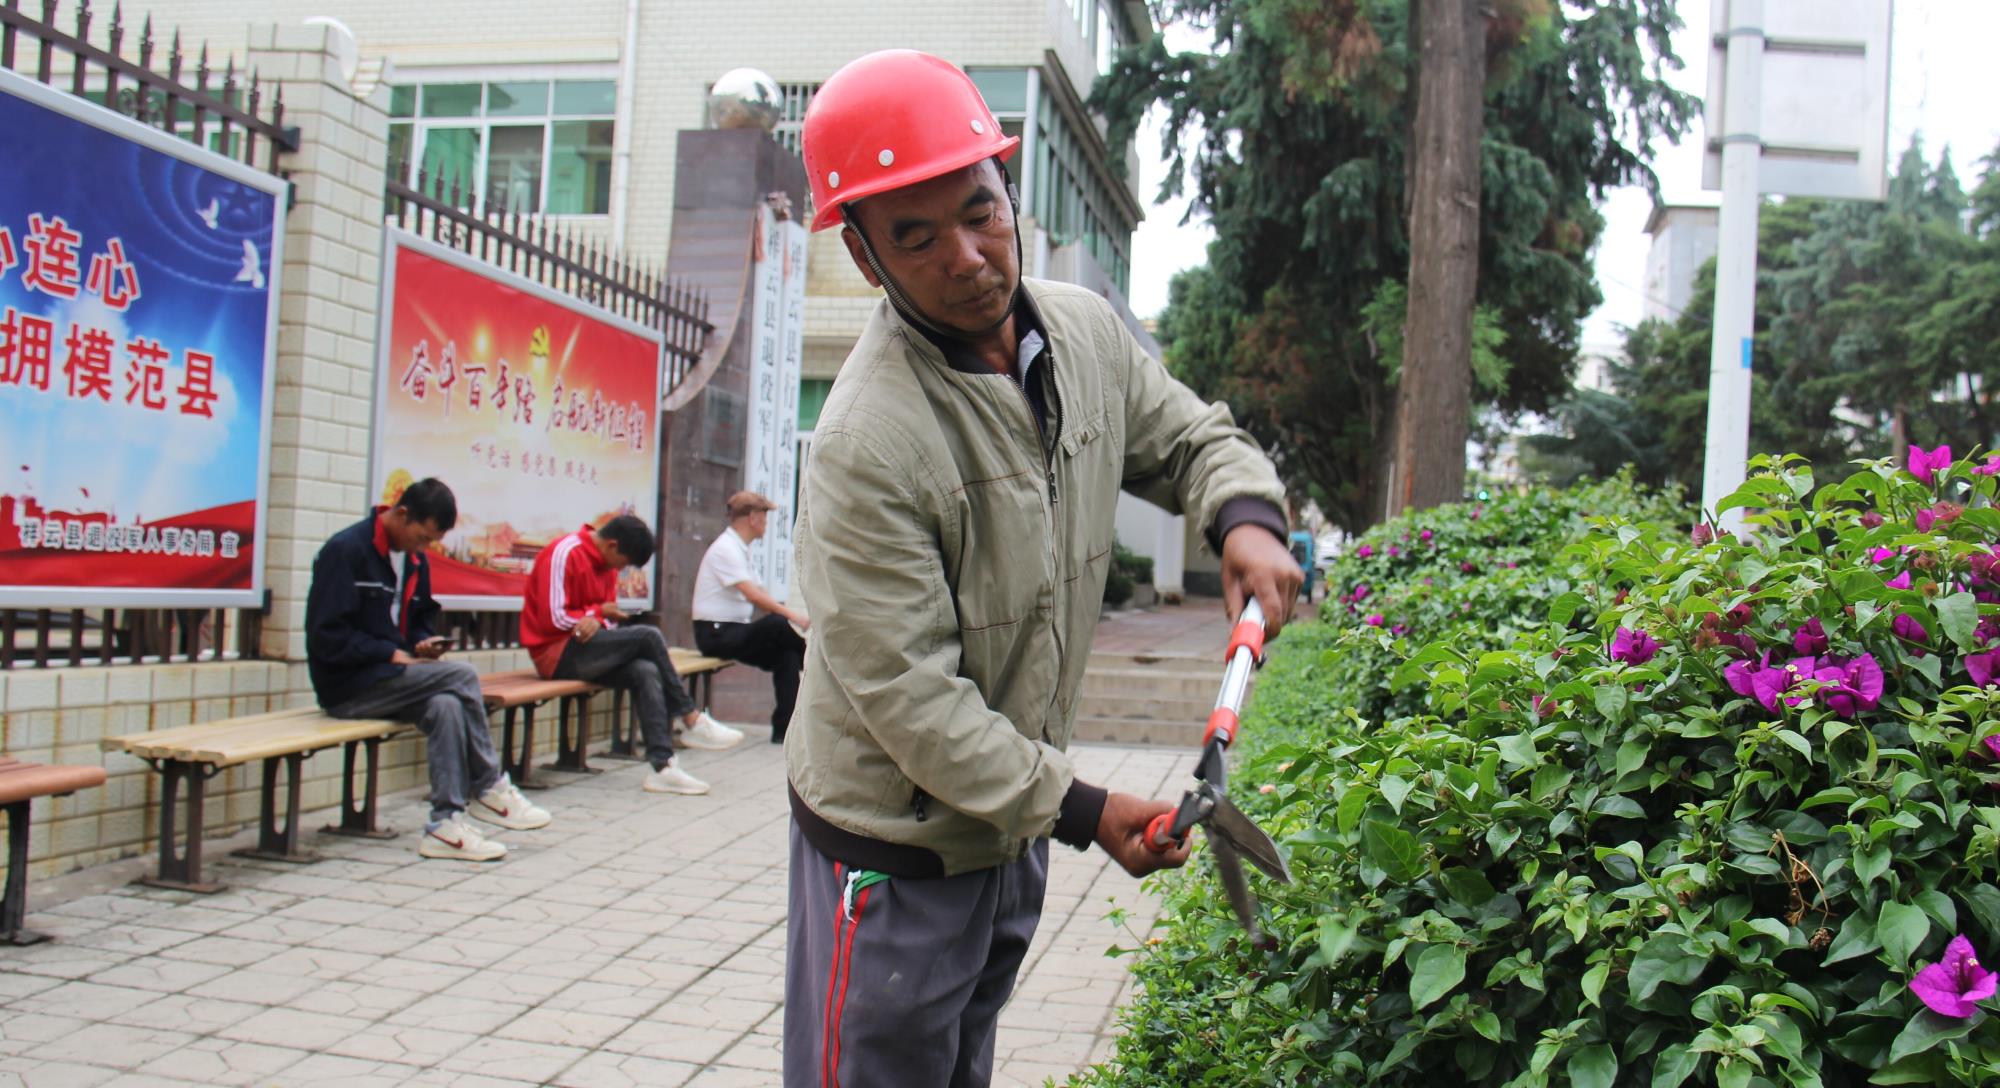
[1700,0,1765,527]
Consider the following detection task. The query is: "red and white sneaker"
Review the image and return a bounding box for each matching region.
[419,814,507,861]
[471,777,552,831]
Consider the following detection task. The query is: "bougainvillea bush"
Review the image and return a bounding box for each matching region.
[1078,453,2000,1087]
[1310,475,1682,732]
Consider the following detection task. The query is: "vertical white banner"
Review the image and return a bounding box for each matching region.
[743,206,783,584]
[768,221,808,604]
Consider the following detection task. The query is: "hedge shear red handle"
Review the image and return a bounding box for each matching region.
[1146,600,1264,853]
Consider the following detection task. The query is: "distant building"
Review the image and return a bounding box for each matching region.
[1642,204,1720,325]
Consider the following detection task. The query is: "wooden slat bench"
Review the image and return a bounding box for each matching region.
[104,708,409,893]
[1,757,108,945]
[481,648,736,781]
[479,669,599,789]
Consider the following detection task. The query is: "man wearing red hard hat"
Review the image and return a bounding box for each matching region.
[785,49,1301,1086]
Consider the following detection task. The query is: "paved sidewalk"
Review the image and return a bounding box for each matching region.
[0,734,1184,1087]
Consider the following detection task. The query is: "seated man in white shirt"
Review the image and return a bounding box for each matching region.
[691,491,809,744]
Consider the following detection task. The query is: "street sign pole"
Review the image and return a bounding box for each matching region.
[1700,0,1765,527]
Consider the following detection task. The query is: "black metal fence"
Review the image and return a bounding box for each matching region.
[385,169,714,395]
[1,1,295,668]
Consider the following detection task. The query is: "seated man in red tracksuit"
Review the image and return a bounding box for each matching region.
[520,515,742,796]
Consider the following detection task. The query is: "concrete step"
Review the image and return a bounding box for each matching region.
[1071,715,1207,747]
[1088,652,1224,676]
[1080,667,1222,702]
[1075,693,1215,723]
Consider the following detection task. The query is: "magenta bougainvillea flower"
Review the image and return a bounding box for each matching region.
[1356,544,1374,559]
[1419,529,1434,543]
[1811,654,1885,717]
[1532,695,1555,717]
[1691,524,1716,546]
[1725,604,1753,628]
[1968,649,2000,689]
[1909,444,1954,486]
[1893,614,1931,655]
[1460,561,1478,575]
[1350,583,1372,603]
[1888,571,1914,590]
[1978,455,2000,477]
[1861,511,1886,529]
[1392,624,1408,637]
[1365,613,1385,627]
[1909,935,1998,1019]
[1611,627,1660,666]
[1725,655,1793,712]
[1792,618,1830,656]
[1916,509,1938,533]
[1871,546,1901,565]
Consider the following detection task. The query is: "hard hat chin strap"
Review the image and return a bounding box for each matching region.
[844,157,1026,346]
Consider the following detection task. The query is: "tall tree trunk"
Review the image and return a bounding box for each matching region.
[1391,0,1484,514]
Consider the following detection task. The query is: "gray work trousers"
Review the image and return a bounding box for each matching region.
[553,624,697,769]
[783,821,1049,1088]
[326,660,501,824]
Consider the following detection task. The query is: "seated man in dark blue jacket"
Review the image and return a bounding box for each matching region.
[305,478,550,861]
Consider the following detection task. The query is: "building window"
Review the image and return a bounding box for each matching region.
[1033,90,1133,294]
[762,82,821,156]
[389,79,617,216]
[1096,3,1122,75]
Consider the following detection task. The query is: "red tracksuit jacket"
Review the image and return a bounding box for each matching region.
[520,526,617,677]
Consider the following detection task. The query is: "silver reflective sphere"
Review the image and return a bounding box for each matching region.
[708,68,782,133]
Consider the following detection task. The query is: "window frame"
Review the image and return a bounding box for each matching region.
[388,63,620,217]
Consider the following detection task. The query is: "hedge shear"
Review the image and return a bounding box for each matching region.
[1146,599,1293,943]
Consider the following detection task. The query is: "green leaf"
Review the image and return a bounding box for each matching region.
[1651,1043,1700,1088]
[1495,732,1539,767]
[1937,591,1980,652]
[1717,1059,1752,1088]
[1877,901,1932,968]
[1855,845,1891,887]
[1441,867,1497,907]
[1594,795,1646,820]
[1965,884,2000,944]
[1379,774,1413,814]
[1335,785,1371,835]
[1738,557,1775,588]
[1408,943,1467,1011]
[1594,683,1629,722]
[1823,911,1880,965]
[1470,1008,1502,1042]
[1630,935,1707,1002]
[1887,1010,1977,1065]
[1485,823,1522,860]
[1616,737,1651,779]
[1363,819,1425,883]
[1548,591,1588,627]
[1581,963,1610,1007]
[1568,1043,1617,1088]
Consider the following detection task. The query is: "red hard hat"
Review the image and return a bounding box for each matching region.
[802,50,1020,233]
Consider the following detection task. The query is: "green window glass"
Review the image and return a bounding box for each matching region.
[547,120,614,215]
[553,80,617,115]
[420,82,482,118]
[797,380,833,432]
[421,127,481,196]
[486,81,551,118]
[389,85,416,118]
[968,69,1028,114]
[388,122,414,177]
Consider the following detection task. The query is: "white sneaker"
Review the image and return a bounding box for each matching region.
[678,712,744,751]
[419,814,507,861]
[643,758,710,795]
[471,777,552,831]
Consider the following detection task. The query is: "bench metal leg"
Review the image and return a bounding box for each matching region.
[553,693,601,775]
[139,760,223,894]
[502,705,549,790]
[321,738,396,840]
[2,800,46,946]
[602,688,642,762]
[235,752,317,864]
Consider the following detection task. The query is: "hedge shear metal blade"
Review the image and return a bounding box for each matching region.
[1207,789,1291,886]
[1208,825,1261,938]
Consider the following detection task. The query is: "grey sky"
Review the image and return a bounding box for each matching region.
[1128,1,2000,356]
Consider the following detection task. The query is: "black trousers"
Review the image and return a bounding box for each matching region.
[694,613,805,741]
